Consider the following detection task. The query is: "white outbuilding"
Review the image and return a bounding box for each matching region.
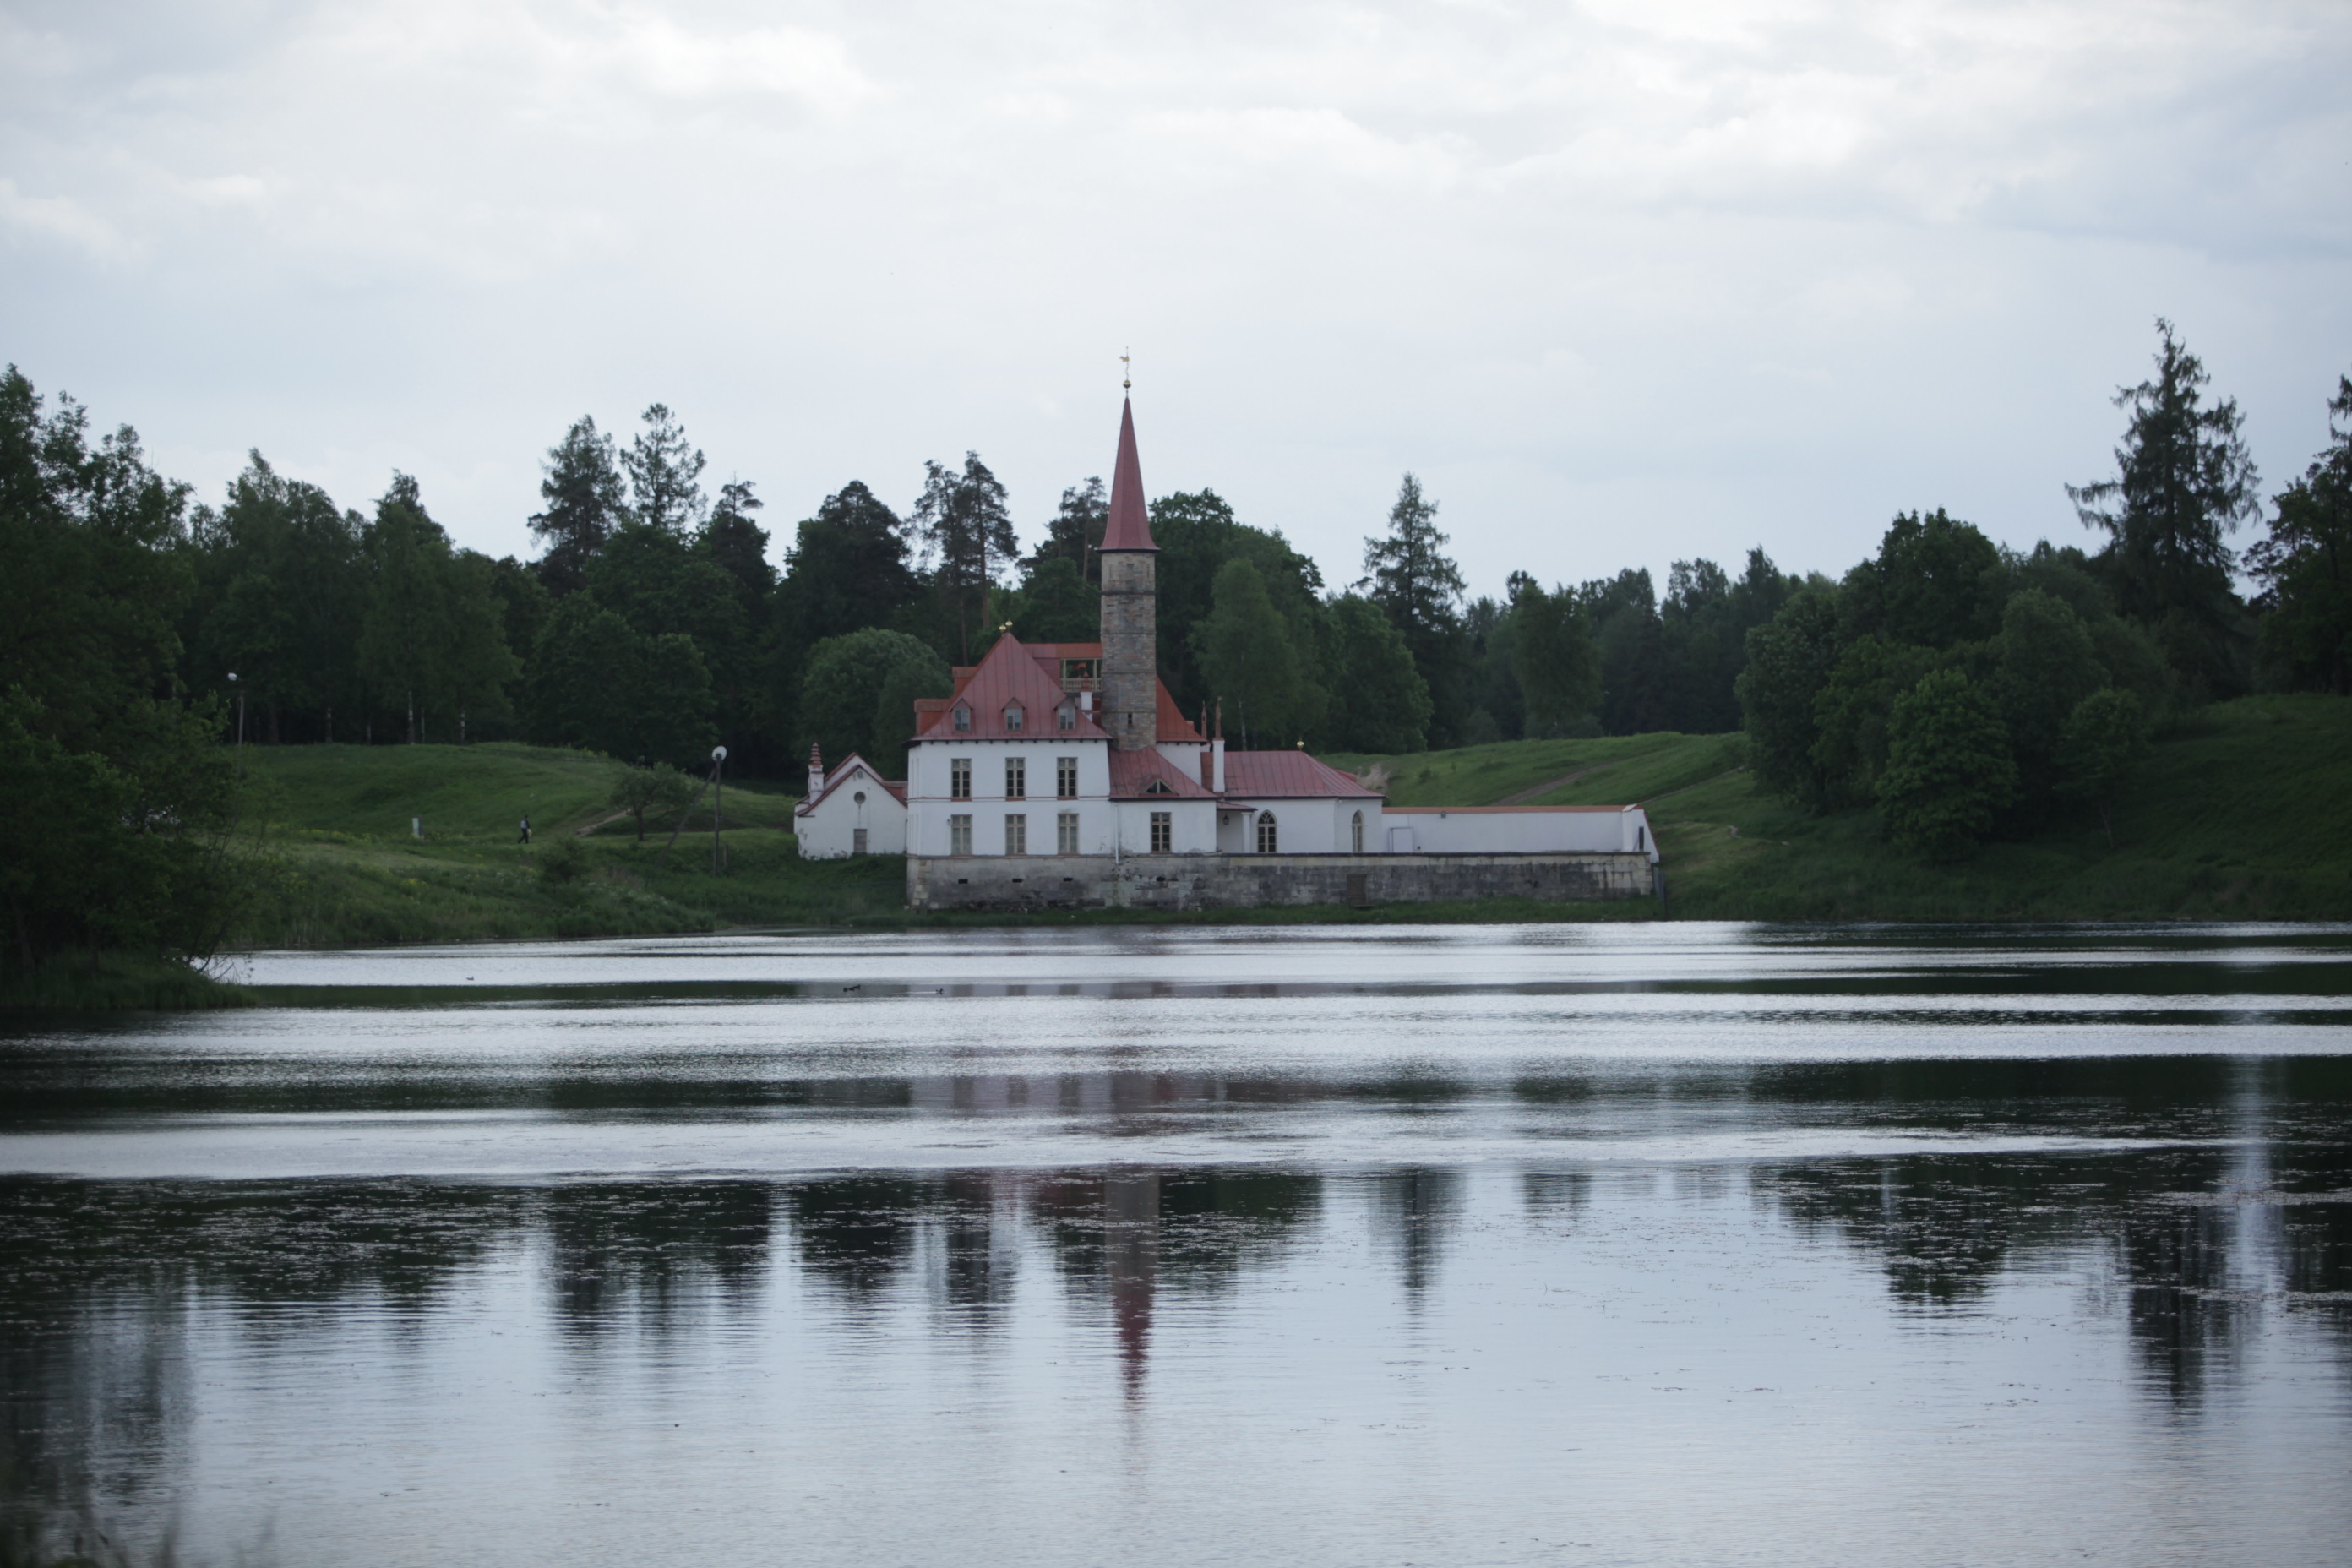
[792,746,907,858]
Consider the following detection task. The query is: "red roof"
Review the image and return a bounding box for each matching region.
[916,633,1110,742]
[1110,748,1217,799]
[1220,750,1381,798]
[794,753,906,814]
[1101,398,1156,553]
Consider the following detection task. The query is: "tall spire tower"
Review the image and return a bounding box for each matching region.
[1098,393,1159,752]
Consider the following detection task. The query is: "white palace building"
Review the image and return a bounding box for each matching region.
[796,398,1660,912]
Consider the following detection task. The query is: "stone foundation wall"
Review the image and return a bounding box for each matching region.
[906,852,1658,912]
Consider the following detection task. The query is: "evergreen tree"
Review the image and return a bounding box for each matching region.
[1032,476,1107,581]
[2067,318,2260,689]
[528,416,628,596]
[1009,555,1098,644]
[2247,374,2352,694]
[700,479,776,612]
[1363,473,1467,738]
[1876,669,2018,861]
[623,402,708,534]
[780,481,920,647]
[912,452,1015,662]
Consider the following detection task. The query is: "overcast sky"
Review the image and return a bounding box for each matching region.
[4,0,2347,599]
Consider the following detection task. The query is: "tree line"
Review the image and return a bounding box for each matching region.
[5,318,2347,972]
[128,388,1834,784]
[1737,322,2352,858]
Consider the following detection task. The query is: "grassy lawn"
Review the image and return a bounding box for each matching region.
[228,743,897,949]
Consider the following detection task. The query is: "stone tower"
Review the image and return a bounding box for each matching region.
[1098,397,1158,751]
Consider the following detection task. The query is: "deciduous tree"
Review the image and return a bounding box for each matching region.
[1876,669,2018,861]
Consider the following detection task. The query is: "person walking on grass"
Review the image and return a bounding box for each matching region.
[520,815,532,845]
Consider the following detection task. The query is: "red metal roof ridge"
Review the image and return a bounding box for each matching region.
[915,631,1109,742]
[1108,748,1214,798]
[1100,397,1157,553]
[1384,804,1636,813]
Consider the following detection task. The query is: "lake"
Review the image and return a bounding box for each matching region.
[4,923,2349,1566]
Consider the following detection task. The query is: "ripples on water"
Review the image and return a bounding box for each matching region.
[3,923,2349,1565]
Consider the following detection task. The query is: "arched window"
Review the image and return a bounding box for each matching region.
[1255,812,1278,853]
[1004,703,1025,732]
[1351,810,1364,854]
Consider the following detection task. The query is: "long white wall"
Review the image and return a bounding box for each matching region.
[1382,806,1657,859]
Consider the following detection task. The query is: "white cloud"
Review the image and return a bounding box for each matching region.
[0,0,2343,593]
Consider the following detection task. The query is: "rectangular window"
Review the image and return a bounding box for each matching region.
[950,759,971,800]
[1005,704,1024,732]
[949,814,972,856]
[1057,812,1079,855]
[1057,705,1075,731]
[852,828,868,855]
[1150,811,1172,853]
[1005,758,1026,799]
[1004,814,1027,856]
[1056,756,1078,798]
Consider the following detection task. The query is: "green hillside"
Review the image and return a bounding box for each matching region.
[1331,696,2352,921]
[228,744,895,949]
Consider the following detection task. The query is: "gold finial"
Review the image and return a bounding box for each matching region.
[999,619,1014,634]
[1121,350,1131,391]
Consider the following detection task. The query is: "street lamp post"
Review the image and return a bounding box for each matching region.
[227,672,243,749]
[710,746,728,874]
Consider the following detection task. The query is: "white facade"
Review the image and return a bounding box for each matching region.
[904,738,1127,858]
[1216,798,1384,855]
[792,755,907,858]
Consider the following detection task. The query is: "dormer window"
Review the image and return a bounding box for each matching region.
[952,705,971,733]
[1004,703,1024,732]
[1145,778,1173,795]
[1057,704,1075,732]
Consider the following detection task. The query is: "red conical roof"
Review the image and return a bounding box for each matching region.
[1100,397,1156,553]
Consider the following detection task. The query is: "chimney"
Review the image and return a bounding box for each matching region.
[807,743,825,799]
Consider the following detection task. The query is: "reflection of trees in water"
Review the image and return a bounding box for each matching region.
[0,1178,533,1553]
[544,1181,775,1338]
[1366,1168,1462,1298]
[1760,1141,2352,1409]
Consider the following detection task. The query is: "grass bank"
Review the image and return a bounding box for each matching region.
[0,951,256,1011]
[1331,695,2352,921]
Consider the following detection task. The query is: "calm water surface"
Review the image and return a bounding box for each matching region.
[4,922,2350,1565]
